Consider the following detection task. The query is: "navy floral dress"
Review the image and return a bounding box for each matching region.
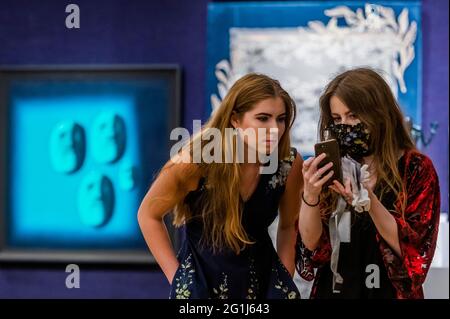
[170,148,300,299]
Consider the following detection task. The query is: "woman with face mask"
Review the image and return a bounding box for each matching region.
[296,68,440,299]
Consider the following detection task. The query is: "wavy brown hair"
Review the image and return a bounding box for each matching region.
[171,73,296,254]
[318,68,416,220]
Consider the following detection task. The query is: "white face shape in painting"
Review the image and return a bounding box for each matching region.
[92,112,126,163]
[49,121,85,174]
[78,172,114,228]
[119,162,138,191]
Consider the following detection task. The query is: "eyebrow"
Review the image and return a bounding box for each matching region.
[254,112,286,117]
[331,111,353,116]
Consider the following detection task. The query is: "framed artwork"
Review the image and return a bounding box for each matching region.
[0,65,181,264]
[207,1,422,156]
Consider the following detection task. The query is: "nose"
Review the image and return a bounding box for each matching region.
[269,118,280,130]
[104,124,116,138]
[62,134,73,147]
[266,120,279,136]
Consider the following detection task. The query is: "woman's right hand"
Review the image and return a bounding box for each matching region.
[301,153,334,204]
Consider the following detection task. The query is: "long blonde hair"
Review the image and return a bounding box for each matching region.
[172,73,296,253]
[318,68,416,220]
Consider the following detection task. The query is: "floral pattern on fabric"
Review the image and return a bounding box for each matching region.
[246,257,260,299]
[272,263,300,299]
[173,254,195,299]
[268,148,297,190]
[326,122,371,159]
[212,272,229,299]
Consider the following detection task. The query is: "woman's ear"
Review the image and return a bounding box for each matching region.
[230,112,239,129]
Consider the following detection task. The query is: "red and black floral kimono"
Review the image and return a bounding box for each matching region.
[296,149,441,299]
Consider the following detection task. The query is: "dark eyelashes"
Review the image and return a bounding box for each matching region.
[257,117,286,122]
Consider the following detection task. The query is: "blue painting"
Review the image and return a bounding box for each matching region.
[4,70,179,253]
[207,1,422,155]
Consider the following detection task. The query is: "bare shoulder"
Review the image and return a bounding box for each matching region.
[288,151,303,179]
[292,151,303,169]
[163,150,203,193]
[284,150,304,192]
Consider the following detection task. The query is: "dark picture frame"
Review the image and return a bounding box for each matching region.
[0,64,181,264]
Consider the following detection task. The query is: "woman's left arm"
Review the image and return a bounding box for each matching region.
[367,191,402,256]
[332,152,441,296]
[381,155,441,296]
[278,153,304,277]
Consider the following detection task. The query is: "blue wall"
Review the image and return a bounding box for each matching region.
[0,0,447,298]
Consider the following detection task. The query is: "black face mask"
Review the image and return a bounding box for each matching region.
[326,122,372,161]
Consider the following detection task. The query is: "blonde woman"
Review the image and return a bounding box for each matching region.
[138,73,303,299]
[297,68,440,299]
